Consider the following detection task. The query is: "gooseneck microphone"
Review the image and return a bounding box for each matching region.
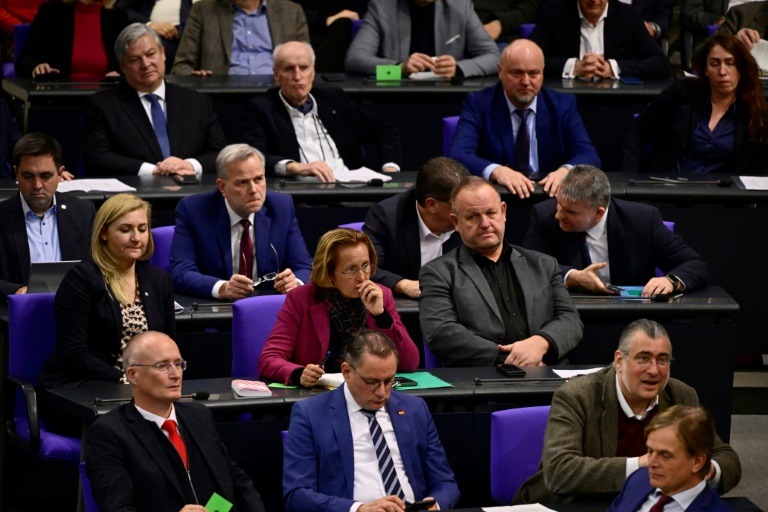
[93,391,210,406]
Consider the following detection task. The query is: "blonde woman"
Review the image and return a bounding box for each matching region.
[41,193,175,390]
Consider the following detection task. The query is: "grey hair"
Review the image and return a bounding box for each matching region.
[557,165,611,209]
[344,330,399,368]
[273,41,316,68]
[215,143,266,179]
[115,23,162,62]
[617,319,671,356]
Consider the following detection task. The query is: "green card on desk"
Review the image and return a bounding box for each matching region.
[395,372,453,390]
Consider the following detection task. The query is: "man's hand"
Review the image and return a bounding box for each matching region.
[422,496,439,510]
[735,28,760,49]
[358,280,384,315]
[538,167,569,197]
[300,363,325,387]
[564,262,616,294]
[154,157,196,176]
[32,63,60,78]
[382,166,399,173]
[641,276,674,298]
[484,20,502,40]
[285,161,335,182]
[190,69,214,76]
[490,166,535,199]
[219,274,253,301]
[15,286,27,295]
[592,54,614,78]
[644,21,656,37]
[58,168,74,182]
[499,335,549,366]
[434,55,457,77]
[274,268,299,294]
[149,21,179,40]
[326,9,359,25]
[393,279,420,299]
[179,505,208,512]
[359,495,406,512]
[402,52,435,75]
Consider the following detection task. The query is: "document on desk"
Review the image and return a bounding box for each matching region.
[751,40,768,74]
[738,176,768,190]
[482,504,556,511]
[57,179,136,193]
[317,373,346,388]
[552,367,604,379]
[335,167,393,183]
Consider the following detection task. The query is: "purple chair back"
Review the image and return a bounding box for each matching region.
[519,23,536,38]
[422,337,441,368]
[655,221,675,277]
[149,225,175,271]
[232,294,287,378]
[706,24,718,37]
[13,23,31,66]
[490,405,551,503]
[442,116,460,157]
[281,430,288,446]
[339,222,365,231]
[79,462,101,512]
[352,19,364,39]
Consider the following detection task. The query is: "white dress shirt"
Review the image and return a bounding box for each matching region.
[563,3,621,79]
[563,204,609,284]
[637,480,707,512]
[415,202,454,266]
[134,402,180,436]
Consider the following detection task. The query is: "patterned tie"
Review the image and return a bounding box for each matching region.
[360,409,405,500]
[239,219,253,279]
[514,108,533,177]
[161,419,188,469]
[649,493,674,512]
[146,94,171,159]
[579,232,592,267]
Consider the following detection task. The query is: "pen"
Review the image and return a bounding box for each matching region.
[319,350,332,368]
[445,34,460,45]
[670,293,683,300]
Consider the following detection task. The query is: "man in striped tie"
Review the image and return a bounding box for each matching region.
[284,330,460,512]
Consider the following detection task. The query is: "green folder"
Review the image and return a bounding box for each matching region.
[376,65,402,81]
[205,492,233,512]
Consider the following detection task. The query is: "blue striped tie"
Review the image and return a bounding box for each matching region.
[360,408,405,500]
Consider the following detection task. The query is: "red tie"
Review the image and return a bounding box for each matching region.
[239,219,253,279]
[649,494,674,512]
[161,419,188,469]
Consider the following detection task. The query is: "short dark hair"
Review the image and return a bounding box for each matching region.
[617,319,670,357]
[344,330,399,367]
[645,405,715,479]
[451,176,499,214]
[415,157,470,206]
[557,165,611,208]
[13,132,63,169]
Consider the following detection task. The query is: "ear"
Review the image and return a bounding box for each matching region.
[424,197,439,212]
[216,178,226,197]
[341,362,352,382]
[450,212,459,230]
[126,367,139,386]
[691,453,707,475]
[614,350,624,371]
[593,206,607,223]
[501,201,507,218]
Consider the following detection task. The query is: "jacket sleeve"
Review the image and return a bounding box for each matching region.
[85,417,142,512]
[344,0,395,74]
[613,14,672,79]
[560,93,601,168]
[454,0,502,78]
[257,288,306,384]
[369,285,419,371]
[81,95,147,176]
[364,203,407,289]
[169,198,220,298]
[449,92,497,176]
[170,1,203,74]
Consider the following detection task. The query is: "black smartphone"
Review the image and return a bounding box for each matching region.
[394,376,417,387]
[172,174,199,185]
[496,364,525,378]
[651,292,683,302]
[322,72,346,82]
[405,499,436,511]
[620,76,644,86]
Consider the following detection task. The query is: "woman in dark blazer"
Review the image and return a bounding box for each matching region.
[15,0,129,79]
[40,193,175,390]
[622,33,768,174]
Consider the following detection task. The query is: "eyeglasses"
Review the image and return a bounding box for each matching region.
[335,262,372,278]
[628,354,671,368]
[131,360,187,372]
[248,244,281,288]
[350,366,395,392]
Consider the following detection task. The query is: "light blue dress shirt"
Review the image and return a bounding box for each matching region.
[230,1,273,75]
[20,193,62,263]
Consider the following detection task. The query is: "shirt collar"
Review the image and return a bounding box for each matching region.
[652,479,706,510]
[343,381,388,416]
[585,202,609,241]
[615,374,659,419]
[415,201,454,241]
[504,93,538,117]
[20,191,57,218]
[278,90,317,117]
[232,0,267,15]
[134,402,178,430]
[224,196,255,228]
[137,80,166,101]
[578,1,609,25]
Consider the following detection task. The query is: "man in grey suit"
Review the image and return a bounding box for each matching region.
[171,0,309,75]
[515,319,741,504]
[717,0,768,49]
[419,176,582,367]
[345,0,501,78]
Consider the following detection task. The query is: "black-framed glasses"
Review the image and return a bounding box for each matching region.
[334,262,372,278]
[349,366,396,391]
[131,360,187,372]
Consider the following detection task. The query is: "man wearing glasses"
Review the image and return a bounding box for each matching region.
[84,331,266,512]
[283,330,460,512]
[514,319,741,504]
[170,143,312,300]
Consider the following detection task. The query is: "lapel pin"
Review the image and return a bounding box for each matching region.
[398,410,405,415]
[145,292,149,296]
[61,204,67,210]
[332,109,337,115]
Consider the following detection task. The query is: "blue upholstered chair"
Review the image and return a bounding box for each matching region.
[231,294,287,378]
[149,225,175,272]
[338,222,364,231]
[421,337,441,368]
[442,116,460,157]
[79,461,101,512]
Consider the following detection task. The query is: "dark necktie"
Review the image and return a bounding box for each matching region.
[649,493,674,512]
[360,409,406,500]
[161,419,188,469]
[514,108,533,177]
[146,93,171,160]
[239,219,253,279]
[180,0,192,23]
[579,232,592,267]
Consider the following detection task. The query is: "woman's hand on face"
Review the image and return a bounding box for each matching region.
[300,364,325,387]
[358,280,384,316]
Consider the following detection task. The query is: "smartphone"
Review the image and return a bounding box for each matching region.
[172,174,199,185]
[394,376,417,387]
[620,76,644,86]
[496,364,525,378]
[405,499,436,511]
[651,292,683,302]
[322,72,346,82]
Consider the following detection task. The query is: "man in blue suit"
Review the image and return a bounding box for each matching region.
[283,330,460,512]
[449,39,599,199]
[608,405,735,512]
[170,144,312,300]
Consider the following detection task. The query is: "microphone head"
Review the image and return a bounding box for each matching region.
[191,391,210,400]
[717,178,732,187]
[368,178,384,187]
[94,398,103,406]
[473,378,482,386]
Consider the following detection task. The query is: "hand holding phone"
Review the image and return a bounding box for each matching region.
[405,498,436,511]
[496,364,525,377]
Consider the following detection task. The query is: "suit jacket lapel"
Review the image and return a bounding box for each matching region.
[309,299,331,351]
[271,91,302,160]
[329,388,355,497]
[176,406,230,496]
[164,85,184,158]
[492,85,516,166]
[317,99,346,162]
[218,0,234,64]
[55,193,80,261]
[8,195,32,283]
[386,393,419,495]
[118,84,163,161]
[215,195,234,277]
[254,208,273,275]
[457,246,502,320]
[603,3,618,56]
[509,247,539,327]
[535,95,554,172]
[606,201,624,284]
[401,193,421,272]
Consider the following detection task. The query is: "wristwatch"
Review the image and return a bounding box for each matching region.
[666,274,682,291]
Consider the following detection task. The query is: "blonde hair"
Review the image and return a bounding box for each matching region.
[91,194,154,305]
[310,229,377,288]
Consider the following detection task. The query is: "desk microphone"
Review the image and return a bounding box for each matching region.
[94,391,210,406]
[191,302,232,311]
[473,377,569,386]
[629,178,731,187]
[184,391,210,401]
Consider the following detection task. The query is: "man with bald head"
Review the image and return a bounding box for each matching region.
[450,39,600,199]
[85,331,266,512]
[243,41,401,181]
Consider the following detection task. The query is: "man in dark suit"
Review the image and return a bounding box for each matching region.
[85,331,266,512]
[717,1,768,49]
[363,157,468,299]
[529,0,671,80]
[243,41,401,181]
[0,133,94,298]
[419,176,582,367]
[170,144,312,300]
[449,39,600,199]
[522,165,708,297]
[283,330,460,511]
[608,406,736,512]
[81,23,226,177]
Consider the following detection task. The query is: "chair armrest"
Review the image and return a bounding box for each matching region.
[5,375,41,451]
